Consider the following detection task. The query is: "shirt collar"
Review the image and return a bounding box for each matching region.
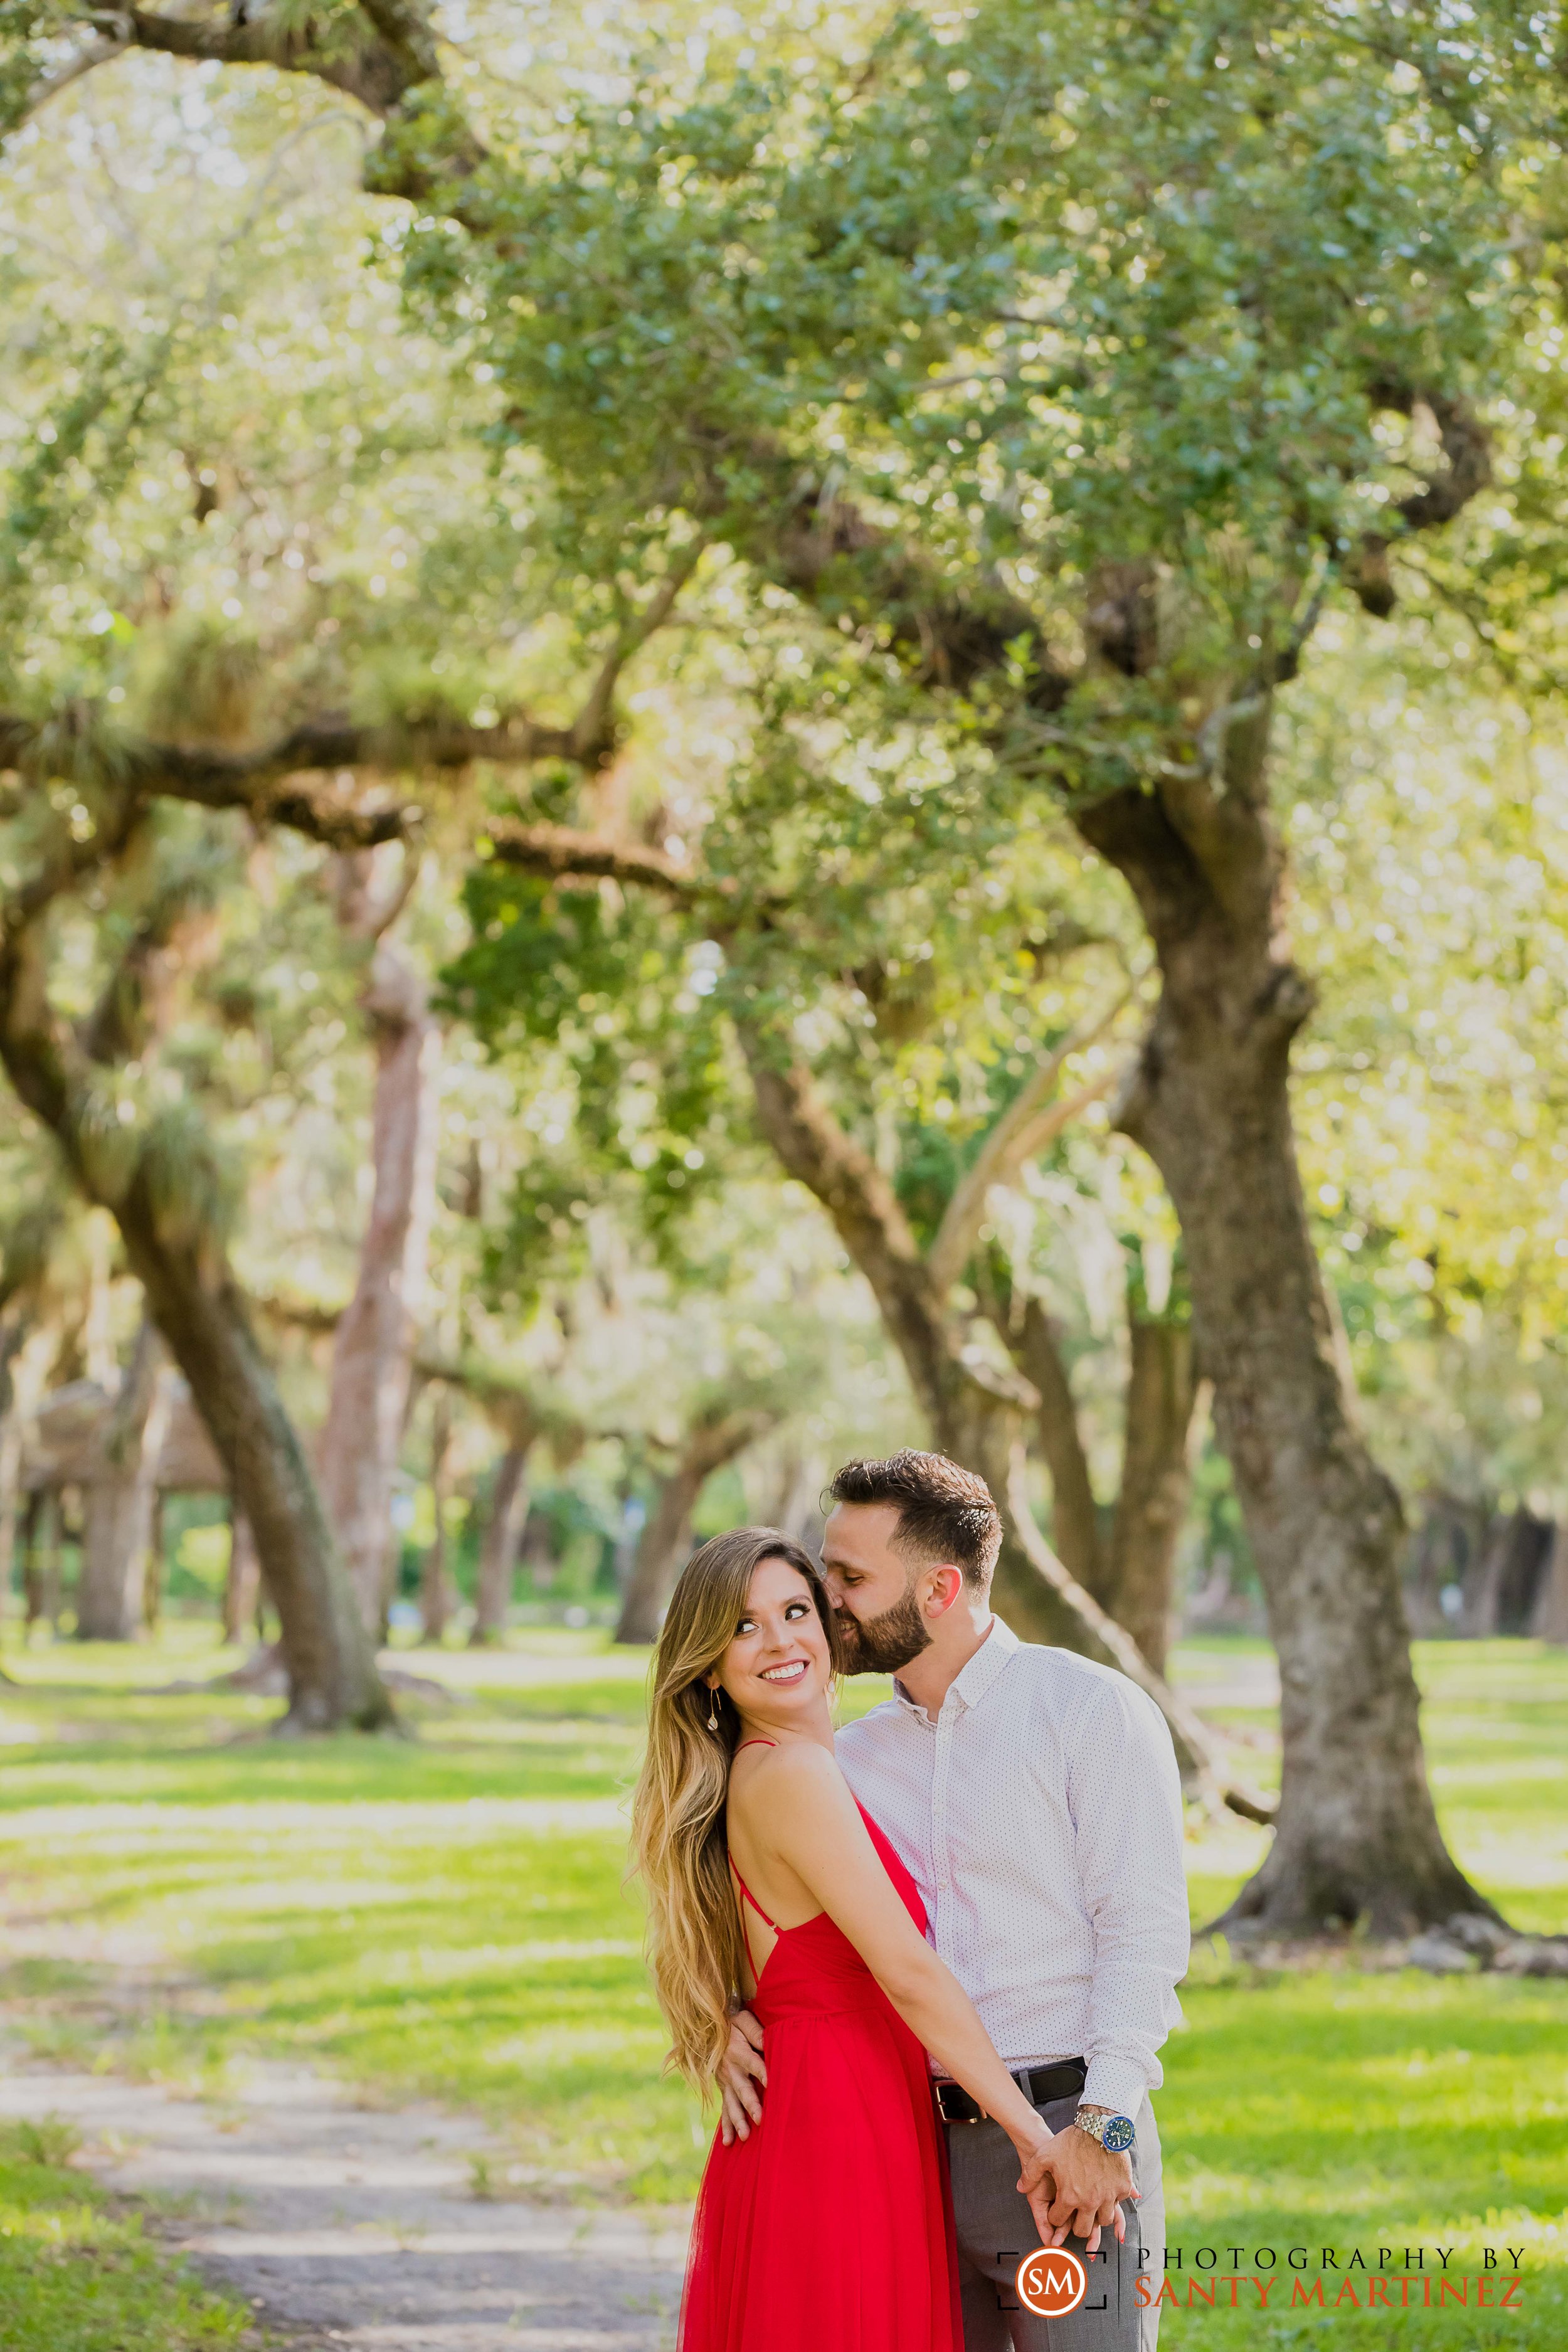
[893,1614,1020,1723]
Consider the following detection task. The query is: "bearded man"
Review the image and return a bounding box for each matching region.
[719,1449,1189,2351]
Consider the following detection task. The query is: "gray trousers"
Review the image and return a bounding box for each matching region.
[945,2094,1163,2352]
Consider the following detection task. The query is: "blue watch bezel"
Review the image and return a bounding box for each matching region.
[1101,2112,1136,2153]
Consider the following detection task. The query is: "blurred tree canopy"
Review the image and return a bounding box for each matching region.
[0,0,1565,1923]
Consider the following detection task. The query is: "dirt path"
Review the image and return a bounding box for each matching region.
[0,2047,689,2349]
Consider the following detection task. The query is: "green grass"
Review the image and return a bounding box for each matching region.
[0,1624,1564,2345]
[0,2120,246,2351]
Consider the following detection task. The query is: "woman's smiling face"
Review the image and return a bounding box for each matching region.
[710,1554,832,1726]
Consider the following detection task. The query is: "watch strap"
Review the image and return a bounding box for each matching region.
[1074,2106,1136,2152]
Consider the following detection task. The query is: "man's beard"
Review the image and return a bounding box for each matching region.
[834,1582,931,1676]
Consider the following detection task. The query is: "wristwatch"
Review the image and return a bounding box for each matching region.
[1073,2106,1136,2153]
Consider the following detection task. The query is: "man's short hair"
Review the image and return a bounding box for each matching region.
[827,1449,1002,1591]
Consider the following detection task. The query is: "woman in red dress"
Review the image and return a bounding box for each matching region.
[630,1527,1062,2352]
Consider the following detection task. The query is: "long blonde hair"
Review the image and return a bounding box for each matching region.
[630,1526,843,2088]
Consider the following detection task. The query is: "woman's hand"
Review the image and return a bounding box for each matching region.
[1015,2122,1134,2255]
[1012,2122,1063,2250]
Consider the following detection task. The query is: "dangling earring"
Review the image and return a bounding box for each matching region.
[707,1688,719,1732]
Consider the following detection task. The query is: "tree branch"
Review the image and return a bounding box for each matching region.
[1394,391,1493,533]
[1,535,702,854]
[483,821,707,898]
[563,548,705,768]
[737,1028,927,1284]
[3,780,149,928]
[13,31,125,125]
[80,868,219,1065]
[999,1296,1105,1596]
[1346,387,1493,618]
[113,4,431,119]
[332,844,421,944]
[415,1352,583,1451]
[668,1402,777,1479]
[928,989,1131,1300]
[722,452,1073,709]
[1073,782,1226,956]
[0,904,108,1185]
[146,713,577,803]
[351,0,444,85]
[255,1296,586,1451]
[11,4,484,194]
[0,707,627,854]
[1005,1444,1276,1823]
[735,1024,1036,1419]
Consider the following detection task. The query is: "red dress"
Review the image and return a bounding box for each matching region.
[678,1767,962,2351]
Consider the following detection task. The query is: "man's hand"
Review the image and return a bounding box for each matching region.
[718,2009,766,2146]
[1020,2125,1136,2255]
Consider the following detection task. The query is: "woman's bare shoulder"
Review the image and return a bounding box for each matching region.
[728,1739,850,1825]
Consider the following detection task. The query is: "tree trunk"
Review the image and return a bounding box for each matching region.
[0,917,391,1729]
[0,1315,52,1628]
[762,1450,827,1550]
[1103,1318,1200,1677]
[76,1323,174,1642]
[420,1387,455,1645]
[935,1384,1091,1653]
[224,1507,262,1645]
[0,1399,22,1632]
[19,1490,48,1627]
[144,1490,165,1631]
[1078,778,1493,1935]
[615,1408,773,1644]
[32,1491,63,1629]
[1009,1298,1106,1595]
[59,1486,83,1624]
[1534,1524,1568,1645]
[137,1244,389,1726]
[472,1439,531,1646]
[992,1286,1202,1669]
[1503,1515,1555,1634]
[1401,1493,1481,1636]
[615,1470,700,1646]
[317,933,442,1633]
[1005,1448,1274,1823]
[1464,1509,1516,1638]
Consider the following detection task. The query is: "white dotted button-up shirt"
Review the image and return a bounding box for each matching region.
[835,1614,1189,2118]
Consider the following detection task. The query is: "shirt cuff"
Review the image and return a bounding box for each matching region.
[1081,2057,1151,2118]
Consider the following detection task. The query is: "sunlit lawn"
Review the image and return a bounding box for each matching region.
[0,2119,243,2352]
[0,1623,1563,2347]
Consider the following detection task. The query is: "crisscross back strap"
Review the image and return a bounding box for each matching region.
[728,1853,776,1931]
[728,1740,778,1976]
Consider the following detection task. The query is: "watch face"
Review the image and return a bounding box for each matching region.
[1103,2115,1136,2153]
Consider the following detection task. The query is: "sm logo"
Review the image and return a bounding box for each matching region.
[1017,2248,1088,2317]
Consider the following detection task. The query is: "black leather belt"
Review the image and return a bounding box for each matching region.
[935,2057,1087,2124]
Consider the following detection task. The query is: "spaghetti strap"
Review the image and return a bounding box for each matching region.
[728,1851,776,1981]
[728,1739,780,1978]
[728,1853,776,1930]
